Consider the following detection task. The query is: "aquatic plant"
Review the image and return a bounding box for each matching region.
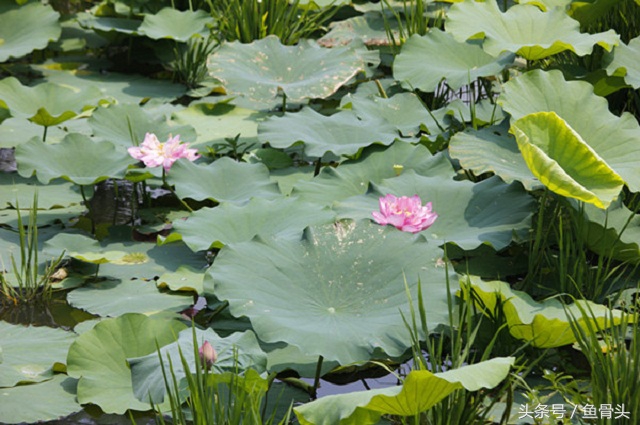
[372,193,438,233]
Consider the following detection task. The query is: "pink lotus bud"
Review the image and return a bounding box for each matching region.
[372,194,438,233]
[198,341,217,369]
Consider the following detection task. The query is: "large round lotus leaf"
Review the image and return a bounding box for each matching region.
[445,0,619,60]
[394,30,514,92]
[498,69,640,192]
[35,66,187,104]
[170,102,266,148]
[138,8,212,41]
[462,276,629,348]
[129,328,267,404]
[15,133,137,185]
[89,103,196,148]
[511,111,624,209]
[66,313,186,414]
[317,12,398,47]
[294,357,515,425]
[0,116,68,148]
[258,108,400,157]
[0,2,61,62]
[208,36,374,105]
[0,322,76,388]
[0,375,81,424]
[449,123,541,191]
[0,174,83,210]
[169,157,281,202]
[174,196,336,251]
[334,172,535,250]
[67,278,193,317]
[340,93,447,138]
[0,77,102,127]
[605,35,640,89]
[291,143,452,206]
[207,220,450,365]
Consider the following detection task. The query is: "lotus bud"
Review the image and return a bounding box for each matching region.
[198,341,217,369]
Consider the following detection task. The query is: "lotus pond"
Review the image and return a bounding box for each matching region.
[1,0,640,423]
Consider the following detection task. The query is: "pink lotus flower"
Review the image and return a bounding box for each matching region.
[372,194,438,233]
[198,341,217,369]
[128,133,199,172]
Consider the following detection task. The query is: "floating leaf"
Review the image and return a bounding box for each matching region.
[499,69,640,192]
[139,8,212,42]
[207,220,450,365]
[461,276,629,348]
[169,157,280,202]
[511,111,624,209]
[446,0,619,60]
[0,375,81,424]
[335,172,535,250]
[318,12,399,47]
[67,278,193,317]
[173,196,336,251]
[76,12,141,35]
[208,35,375,105]
[15,133,137,185]
[0,2,61,62]
[449,123,541,191]
[0,77,102,127]
[295,357,515,425]
[0,174,83,210]
[258,108,400,157]
[394,30,514,92]
[157,266,205,293]
[129,328,267,404]
[0,322,76,388]
[66,313,186,414]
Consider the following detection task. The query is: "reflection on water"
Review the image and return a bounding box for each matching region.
[0,291,95,329]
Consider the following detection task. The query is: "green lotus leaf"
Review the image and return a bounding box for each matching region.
[67,278,193,317]
[15,133,137,185]
[170,102,266,148]
[445,0,619,60]
[462,276,629,348]
[157,266,204,293]
[0,322,76,387]
[139,8,212,42]
[579,199,640,264]
[292,143,452,206]
[258,107,400,157]
[207,220,450,365]
[569,0,619,27]
[519,0,572,11]
[173,196,336,251]
[317,12,399,47]
[0,116,68,148]
[0,174,83,210]
[169,157,281,202]
[394,30,514,92]
[295,357,515,425]
[340,92,447,137]
[511,111,624,209]
[208,35,375,105]
[35,65,187,103]
[605,36,640,89]
[0,375,81,424]
[66,313,186,413]
[499,69,640,192]
[129,328,267,404]
[0,77,102,127]
[449,123,541,191]
[89,103,196,148]
[335,172,535,250]
[0,2,61,62]
[76,12,141,35]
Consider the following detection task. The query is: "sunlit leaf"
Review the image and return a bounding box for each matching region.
[0,2,61,62]
[139,8,212,42]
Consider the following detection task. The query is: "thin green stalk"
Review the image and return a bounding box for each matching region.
[162,169,193,212]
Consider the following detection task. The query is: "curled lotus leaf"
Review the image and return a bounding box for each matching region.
[446,0,619,60]
[605,35,640,89]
